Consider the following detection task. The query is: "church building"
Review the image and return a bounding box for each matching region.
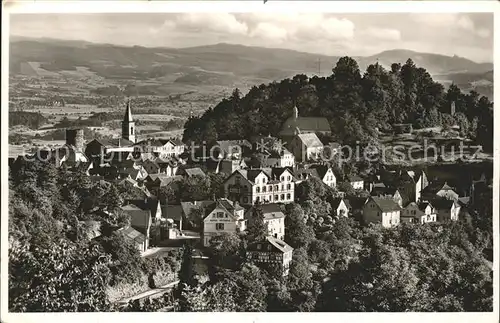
[122,99,136,143]
[278,106,331,144]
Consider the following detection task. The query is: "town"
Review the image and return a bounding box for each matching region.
[9,95,493,311]
[7,11,494,314]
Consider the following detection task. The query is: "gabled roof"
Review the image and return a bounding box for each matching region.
[96,138,135,148]
[246,203,285,220]
[430,198,458,209]
[371,187,399,197]
[402,202,425,217]
[119,226,146,244]
[330,198,346,210]
[368,196,401,212]
[203,198,243,220]
[180,200,215,220]
[280,115,331,136]
[296,133,323,148]
[182,167,206,178]
[216,140,252,154]
[308,165,333,179]
[249,236,293,253]
[348,174,364,182]
[294,168,320,181]
[418,201,434,212]
[423,181,456,195]
[162,205,184,221]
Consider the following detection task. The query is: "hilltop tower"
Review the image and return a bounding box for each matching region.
[66,128,84,151]
[293,105,299,119]
[122,98,136,143]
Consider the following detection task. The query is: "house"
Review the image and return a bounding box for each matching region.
[179,200,217,231]
[121,166,149,181]
[418,201,438,223]
[308,164,337,188]
[330,198,349,217]
[401,202,436,224]
[347,175,364,190]
[178,167,206,179]
[202,198,246,246]
[218,158,247,176]
[278,105,331,144]
[85,138,136,159]
[121,198,163,244]
[397,169,429,202]
[258,148,295,168]
[119,226,148,252]
[215,140,252,160]
[422,181,459,201]
[289,133,324,162]
[223,167,295,205]
[362,196,401,228]
[246,236,293,276]
[294,168,320,184]
[161,204,184,232]
[370,187,403,207]
[142,158,178,176]
[431,198,461,222]
[245,204,286,240]
[144,174,182,193]
[134,138,185,157]
[34,144,89,168]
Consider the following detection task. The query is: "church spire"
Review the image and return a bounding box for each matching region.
[122,98,136,143]
[124,98,133,123]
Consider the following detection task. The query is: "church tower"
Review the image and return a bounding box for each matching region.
[122,99,136,143]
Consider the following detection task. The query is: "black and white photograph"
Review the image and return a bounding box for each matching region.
[1,0,497,319]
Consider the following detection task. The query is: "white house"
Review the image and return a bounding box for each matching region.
[245,203,286,240]
[362,196,401,228]
[308,165,337,188]
[289,133,324,162]
[202,198,246,246]
[223,168,295,205]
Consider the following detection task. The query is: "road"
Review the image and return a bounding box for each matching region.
[116,280,179,305]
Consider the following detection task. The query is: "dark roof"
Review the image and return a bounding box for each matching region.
[123,99,133,123]
[280,115,331,136]
[402,202,425,217]
[308,165,332,179]
[296,133,323,147]
[246,203,285,220]
[294,168,320,181]
[371,187,399,197]
[429,198,458,209]
[162,205,184,221]
[330,198,346,209]
[182,167,206,178]
[369,197,401,212]
[119,226,146,244]
[248,236,293,253]
[418,201,434,212]
[345,197,368,210]
[203,199,243,220]
[97,138,135,148]
[423,181,456,195]
[348,175,364,182]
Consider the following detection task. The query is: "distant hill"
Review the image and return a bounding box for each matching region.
[8,38,493,98]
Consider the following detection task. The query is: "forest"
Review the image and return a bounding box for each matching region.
[8,159,493,312]
[183,57,494,152]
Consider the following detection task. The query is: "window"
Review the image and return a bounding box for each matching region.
[274,185,279,191]
[280,194,285,200]
[287,184,291,190]
[281,184,284,190]
[256,187,260,193]
[274,195,278,200]
[263,186,267,193]
[287,176,291,181]
[286,193,291,200]
[263,178,266,184]
[216,223,224,230]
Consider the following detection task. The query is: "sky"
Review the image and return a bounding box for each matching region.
[9,12,494,62]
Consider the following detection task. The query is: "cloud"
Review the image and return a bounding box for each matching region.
[457,15,474,31]
[249,22,288,41]
[359,27,401,41]
[159,13,248,35]
[477,28,491,38]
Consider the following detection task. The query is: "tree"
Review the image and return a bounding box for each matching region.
[284,203,314,249]
[9,241,111,312]
[246,205,268,242]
